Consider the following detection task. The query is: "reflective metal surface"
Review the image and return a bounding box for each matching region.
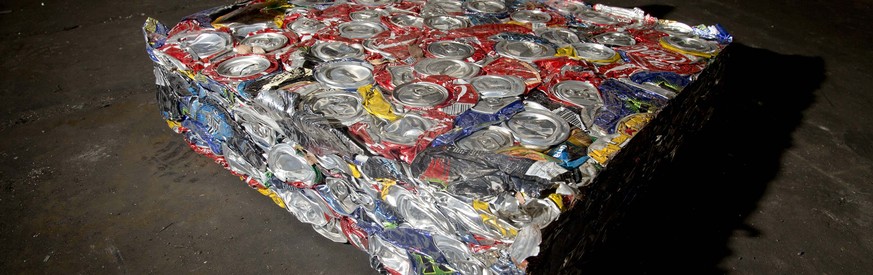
[389,14,424,28]
[290,17,326,35]
[572,42,619,63]
[314,59,374,90]
[662,35,719,54]
[381,114,433,145]
[311,41,366,61]
[427,40,475,60]
[592,32,636,47]
[424,15,469,31]
[392,82,450,108]
[511,10,551,24]
[413,58,480,79]
[470,75,526,98]
[215,55,272,78]
[240,32,289,52]
[267,144,317,184]
[338,21,386,39]
[538,28,581,46]
[455,126,514,151]
[550,80,603,108]
[494,40,556,62]
[505,107,570,149]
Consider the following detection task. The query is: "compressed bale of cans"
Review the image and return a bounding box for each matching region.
[143,0,732,274]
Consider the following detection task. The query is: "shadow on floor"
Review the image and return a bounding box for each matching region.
[579,44,825,274]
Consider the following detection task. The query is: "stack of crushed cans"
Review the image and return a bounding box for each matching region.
[143,0,731,273]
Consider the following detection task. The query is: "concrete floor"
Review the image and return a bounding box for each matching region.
[0,0,870,274]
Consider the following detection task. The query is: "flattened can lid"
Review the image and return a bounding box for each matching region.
[313,59,374,90]
[291,17,327,35]
[463,0,507,14]
[470,75,526,98]
[427,40,475,60]
[215,55,273,78]
[538,28,581,46]
[427,0,464,14]
[592,32,636,47]
[389,14,424,28]
[456,126,514,151]
[289,0,342,7]
[510,10,552,24]
[472,96,518,113]
[393,82,450,108]
[306,90,367,126]
[424,15,469,31]
[576,10,619,25]
[290,18,326,35]
[388,65,414,87]
[413,58,480,79]
[655,20,694,36]
[354,0,395,6]
[494,40,556,62]
[547,1,588,14]
[381,114,434,145]
[241,32,289,52]
[551,80,603,108]
[338,21,386,39]
[176,31,232,59]
[267,143,316,184]
[350,10,384,22]
[661,35,719,54]
[505,106,570,149]
[227,22,273,39]
[572,43,619,63]
[311,41,365,61]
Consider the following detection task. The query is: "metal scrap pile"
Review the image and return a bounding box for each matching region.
[143,0,730,273]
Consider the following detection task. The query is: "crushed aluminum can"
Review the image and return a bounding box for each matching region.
[660,35,720,58]
[494,40,556,62]
[226,22,276,40]
[655,20,695,36]
[424,15,469,31]
[350,9,385,22]
[209,54,278,81]
[505,102,571,150]
[313,59,375,90]
[392,81,450,109]
[550,80,603,108]
[572,42,620,64]
[338,21,387,39]
[389,14,425,28]
[427,40,476,60]
[381,113,435,146]
[240,31,292,53]
[510,9,552,24]
[168,30,233,61]
[413,58,480,79]
[354,0,396,6]
[304,89,368,126]
[310,41,366,61]
[470,75,526,98]
[289,17,326,35]
[267,143,318,186]
[537,28,581,47]
[232,104,284,150]
[592,31,636,47]
[472,96,519,114]
[455,126,515,152]
[463,0,508,15]
[574,9,621,26]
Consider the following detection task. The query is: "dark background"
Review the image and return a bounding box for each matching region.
[1,0,871,274]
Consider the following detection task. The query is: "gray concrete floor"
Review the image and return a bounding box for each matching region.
[0,0,870,274]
